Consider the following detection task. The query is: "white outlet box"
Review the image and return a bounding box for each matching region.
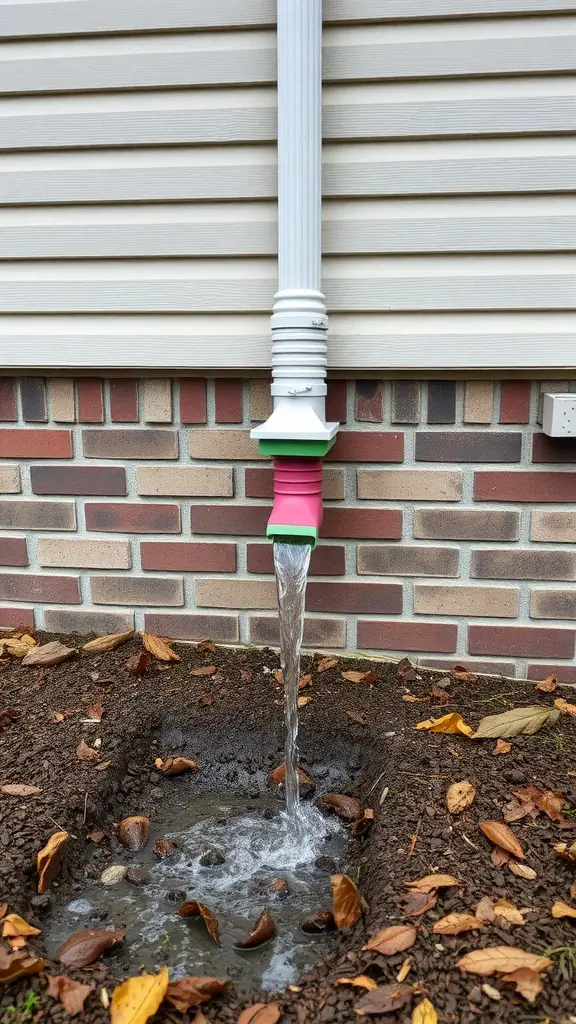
[542,392,576,437]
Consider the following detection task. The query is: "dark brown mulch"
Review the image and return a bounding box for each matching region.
[1,632,576,1024]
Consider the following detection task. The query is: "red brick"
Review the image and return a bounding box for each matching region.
[306,582,402,614]
[322,508,402,539]
[144,612,238,643]
[475,471,576,502]
[141,541,236,572]
[180,378,207,424]
[77,378,104,422]
[0,607,34,629]
[532,433,576,463]
[0,573,80,604]
[31,465,126,496]
[326,380,348,423]
[250,615,347,648]
[0,379,16,421]
[328,431,403,463]
[192,505,269,536]
[499,380,531,423]
[20,378,47,422]
[215,380,243,423]
[0,429,73,459]
[86,503,180,534]
[355,381,383,422]
[527,663,576,683]
[110,379,138,422]
[469,625,574,658]
[247,543,345,576]
[0,538,28,566]
[358,620,458,654]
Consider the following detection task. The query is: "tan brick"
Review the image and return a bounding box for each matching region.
[414,509,520,541]
[464,381,494,423]
[143,379,172,423]
[136,466,233,497]
[358,545,459,578]
[531,511,576,543]
[358,469,461,501]
[49,378,75,422]
[91,575,183,606]
[38,538,131,570]
[188,429,265,461]
[414,585,518,618]
[44,608,134,633]
[0,500,75,531]
[196,579,277,610]
[249,380,273,422]
[531,589,576,620]
[0,465,20,493]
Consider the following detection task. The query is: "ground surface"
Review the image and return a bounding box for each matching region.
[1,632,576,1023]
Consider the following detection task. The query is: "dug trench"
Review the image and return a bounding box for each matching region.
[1,633,576,1023]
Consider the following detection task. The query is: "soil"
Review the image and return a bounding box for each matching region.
[1,632,576,1024]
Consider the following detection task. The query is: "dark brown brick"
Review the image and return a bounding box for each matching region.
[0,429,72,459]
[77,378,104,422]
[322,509,402,539]
[141,541,236,572]
[416,431,522,463]
[420,657,516,677]
[0,379,16,421]
[83,429,178,460]
[144,612,238,643]
[191,504,403,540]
[527,663,576,682]
[358,620,457,653]
[0,500,75,531]
[532,433,576,463]
[0,573,80,604]
[328,431,403,463]
[250,615,346,649]
[500,380,531,423]
[475,471,576,502]
[31,465,126,496]
[20,378,47,422]
[391,381,420,424]
[531,590,576,619]
[214,379,243,423]
[0,537,27,566]
[326,380,348,423]
[472,548,575,581]
[359,545,459,577]
[192,505,270,536]
[413,508,520,541]
[247,543,345,576]
[44,608,133,634]
[85,503,180,534]
[91,575,183,607]
[180,378,207,424]
[0,607,34,628]
[306,582,402,614]
[469,625,574,658]
[427,381,456,424]
[110,379,138,422]
[355,381,383,422]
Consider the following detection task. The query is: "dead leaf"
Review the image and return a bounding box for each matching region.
[297,696,311,708]
[508,860,537,880]
[154,839,175,859]
[190,665,217,677]
[142,632,180,662]
[76,740,99,761]
[126,651,150,676]
[553,841,576,863]
[336,975,377,991]
[536,674,558,693]
[479,820,524,859]
[341,670,376,684]
[493,739,512,755]
[1,783,41,797]
[475,897,496,923]
[505,785,564,823]
[274,669,283,683]
[2,915,40,938]
[493,899,526,925]
[362,924,417,955]
[416,713,473,737]
[501,968,544,1002]
[397,657,418,682]
[452,665,477,682]
[46,976,94,1016]
[355,982,414,1015]
[237,1004,280,1024]
[411,999,438,1024]
[457,946,552,977]
[0,948,45,983]
[397,959,412,983]
[199,693,214,707]
[331,873,362,929]
[117,816,149,852]
[22,641,75,667]
[299,675,312,690]
[82,631,134,654]
[179,901,221,946]
[555,697,576,718]
[110,968,169,1024]
[165,976,228,1011]
[0,635,37,658]
[7,938,27,951]
[234,910,277,949]
[0,708,21,730]
[446,781,476,814]
[429,685,450,705]
[88,830,105,844]
[405,874,459,894]
[552,901,576,919]
[317,657,338,673]
[432,914,483,935]
[318,793,363,823]
[300,910,335,934]
[52,710,73,723]
[0,905,6,921]
[570,880,576,900]
[154,756,200,776]
[345,710,367,725]
[473,705,560,739]
[267,763,314,791]
[403,892,437,918]
[37,830,69,893]
[196,638,216,653]
[83,702,103,723]
[56,929,125,968]
[95,760,112,772]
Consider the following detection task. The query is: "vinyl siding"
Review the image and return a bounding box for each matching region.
[0,0,574,370]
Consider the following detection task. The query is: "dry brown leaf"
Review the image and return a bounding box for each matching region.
[345,710,367,725]
[22,640,75,667]
[46,975,94,1016]
[475,897,496,923]
[154,756,200,776]
[83,702,103,723]
[362,924,417,956]
[56,929,125,968]
[154,839,175,860]
[95,760,112,772]
[197,638,216,653]
[340,669,378,684]
[165,976,228,1011]
[355,983,414,1016]
[0,708,21,731]
[501,968,544,1002]
[0,947,45,983]
[336,975,377,991]
[411,999,438,1024]
[492,847,511,869]
[508,860,537,880]
[297,696,311,708]
[505,785,564,823]
[403,892,437,918]
[300,911,335,934]
[126,651,150,676]
[397,657,418,682]
[416,713,473,737]
[1,783,41,797]
[536,674,558,693]
[570,880,576,900]
[37,830,69,893]
[142,632,180,662]
[553,841,576,863]
[551,901,576,919]
[267,763,313,790]
[110,968,169,1024]
[458,946,552,977]
[237,1004,280,1024]
[473,705,560,739]
[179,900,221,946]
[446,781,476,814]
[190,665,217,677]
[452,665,478,682]
[2,914,40,938]
[331,873,362,929]
[298,675,312,690]
[555,697,576,718]
[117,816,150,852]
[493,739,512,755]
[234,910,276,950]
[432,914,483,935]
[76,739,99,761]
[405,874,459,894]
[429,684,451,705]
[317,793,363,823]
[397,959,412,983]
[493,899,526,925]
[0,904,7,921]
[479,820,524,860]
[82,631,134,654]
[0,636,37,658]
[403,695,429,704]
[316,656,338,673]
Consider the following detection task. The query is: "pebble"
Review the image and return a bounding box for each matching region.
[150,788,163,800]
[199,847,226,867]
[30,894,52,913]
[101,865,127,885]
[315,855,338,874]
[165,889,187,904]
[126,866,151,886]
[468,986,483,1005]
[66,898,93,915]
[507,769,526,784]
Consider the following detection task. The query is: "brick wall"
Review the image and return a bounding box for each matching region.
[1,375,576,681]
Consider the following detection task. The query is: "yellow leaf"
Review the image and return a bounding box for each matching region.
[416,713,473,736]
[142,633,180,662]
[457,947,552,977]
[446,781,476,814]
[110,968,169,1024]
[2,915,41,938]
[82,630,134,653]
[155,757,200,777]
[412,999,438,1024]
[405,874,459,894]
[336,976,377,991]
[493,899,525,926]
[536,674,557,693]
[396,959,412,983]
[508,860,537,880]
[554,697,576,718]
[37,831,69,894]
[551,901,576,920]
[330,873,362,929]
[432,914,483,936]
[297,696,311,708]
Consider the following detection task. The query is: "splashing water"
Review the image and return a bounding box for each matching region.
[273,541,312,820]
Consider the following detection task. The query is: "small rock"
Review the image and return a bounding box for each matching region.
[126,867,151,886]
[165,889,187,904]
[30,894,52,913]
[482,984,501,1002]
[315,855,338,874]
[150,788,163,800]
[301,910,335,934]
[507,770,526,784]
[199,848,226,867]
[154,839,176,859]
[100,865,127,885]
[468,986,483,1005]
[493,872,506,887]
[149,773,160,784]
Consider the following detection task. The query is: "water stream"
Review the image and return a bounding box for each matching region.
[273,541,312,820]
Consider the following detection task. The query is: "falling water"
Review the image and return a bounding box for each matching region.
[273,541,312,820]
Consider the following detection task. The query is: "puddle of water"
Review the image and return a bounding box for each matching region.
[47,791,344,991]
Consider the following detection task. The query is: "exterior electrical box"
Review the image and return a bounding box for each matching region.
[542,393,576,437]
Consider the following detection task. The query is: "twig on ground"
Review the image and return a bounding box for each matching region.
[365,770,386,800]
[460,833,479,851]
[379,785,389,806]
[408,818,422,858]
